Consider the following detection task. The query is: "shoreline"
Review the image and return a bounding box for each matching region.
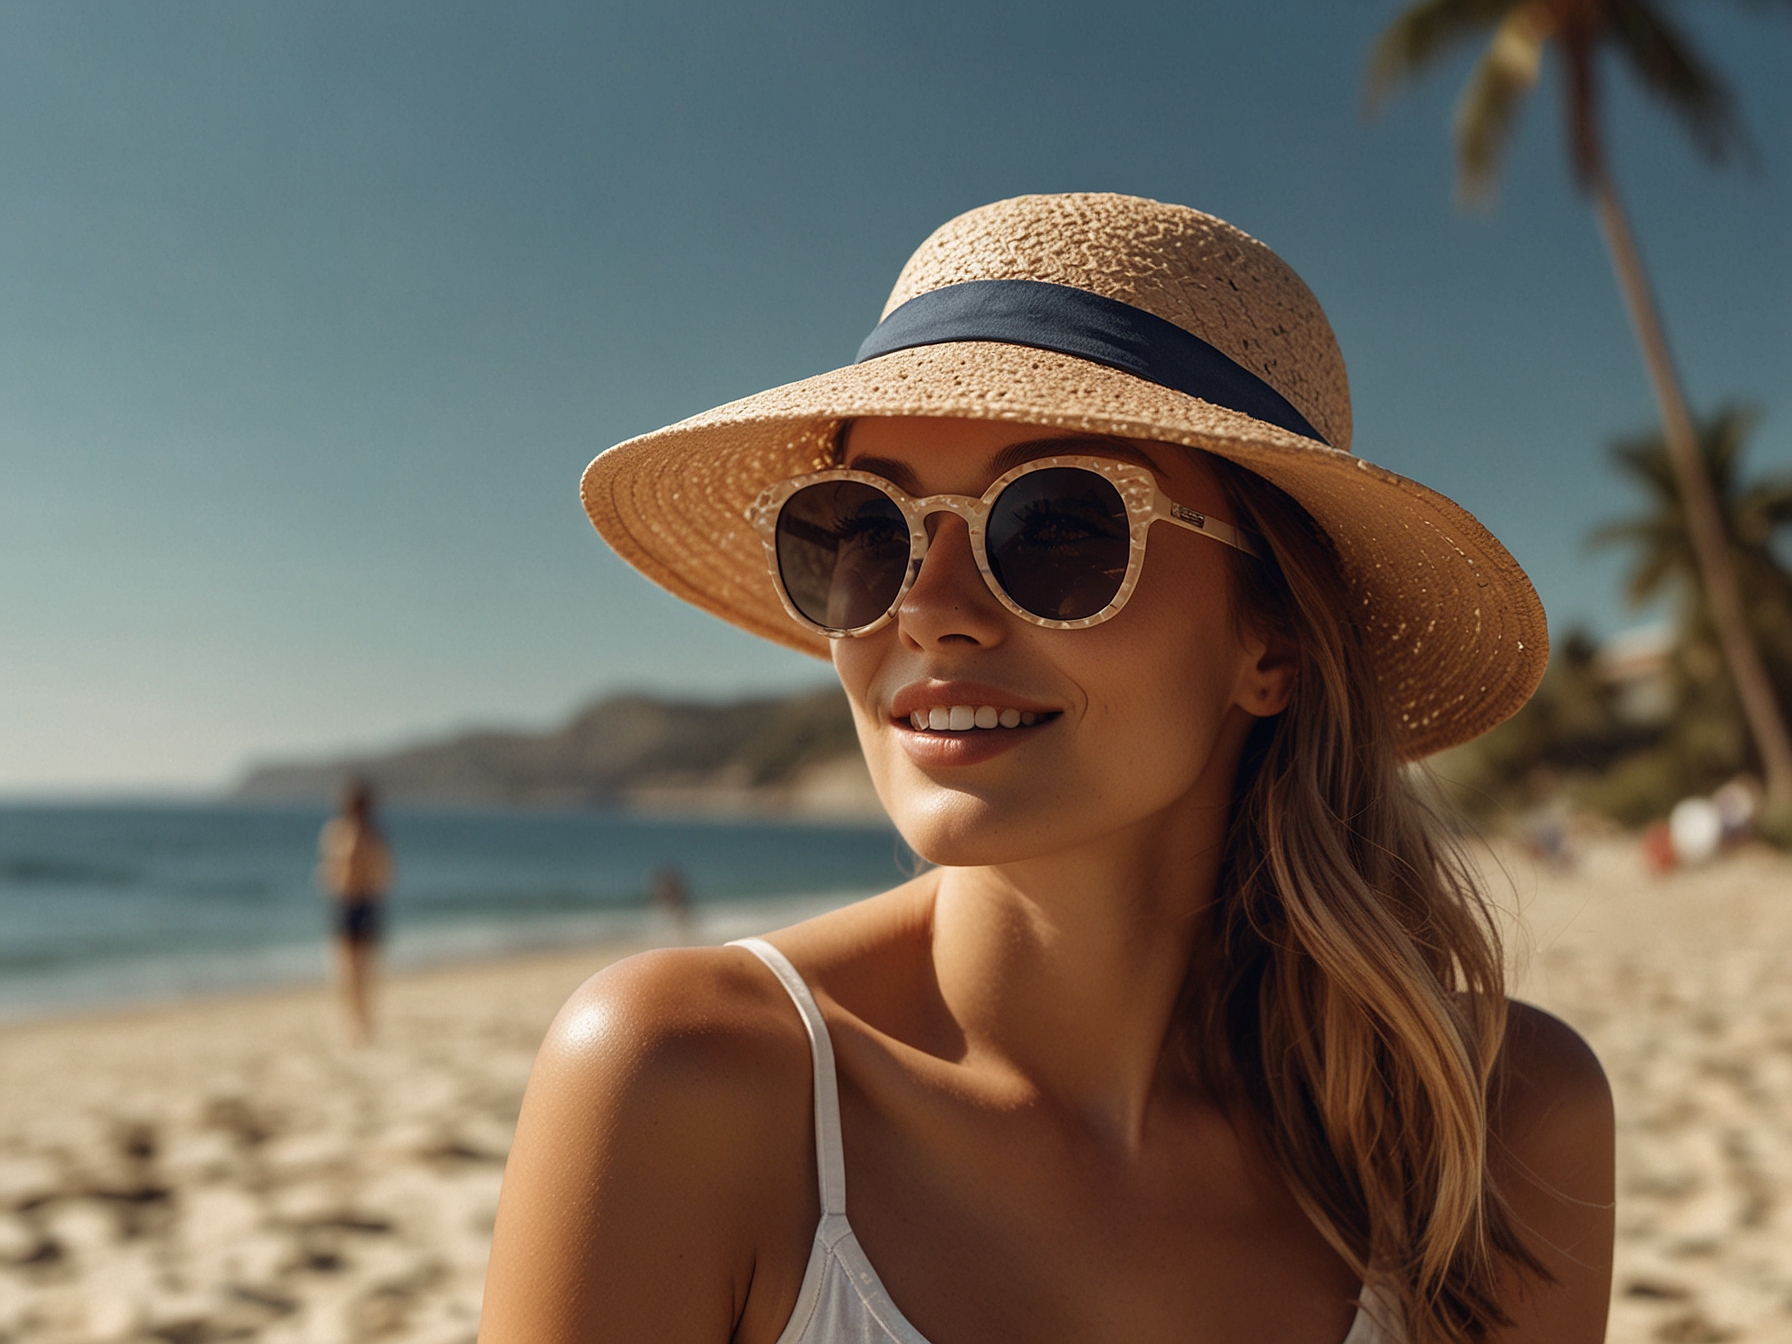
[0,937,650,1037]
[0,886,877,1030]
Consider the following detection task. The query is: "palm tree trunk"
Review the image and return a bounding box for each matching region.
[1590,170,1792,806]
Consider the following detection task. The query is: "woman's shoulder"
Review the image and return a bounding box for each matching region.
[487,934,878,1340]
[526,885,917,1096]
[499,946,823,1285]
[536,944,814,1118]
[531,878,934,1116]
[1487,998,1614,1207]
[1484,1000,1616,1338]
[1491,1000,1612,1136]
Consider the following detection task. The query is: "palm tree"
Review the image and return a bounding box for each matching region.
[1592,403,1792,716]
[1594,406,1792,613]
[1364,0,1792,808]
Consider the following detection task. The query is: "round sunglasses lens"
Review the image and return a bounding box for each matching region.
[776,482,911,631]
[986,468,1131,621]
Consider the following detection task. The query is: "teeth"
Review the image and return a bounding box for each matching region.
[904,704,1044,732]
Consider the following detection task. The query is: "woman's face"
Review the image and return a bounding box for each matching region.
[832,416,1293,868]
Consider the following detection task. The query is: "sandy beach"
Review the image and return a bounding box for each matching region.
[2,841,1789,1343]
[1496,840,1792,1343]
[0,948,630,1344]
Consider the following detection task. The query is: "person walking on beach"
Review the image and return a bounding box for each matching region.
[650,863,694,942]
[482,195,1614,1343]
[316,778,391,1044]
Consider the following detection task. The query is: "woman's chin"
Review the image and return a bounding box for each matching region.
[874,750,1226,872]
[882,786,1095,870]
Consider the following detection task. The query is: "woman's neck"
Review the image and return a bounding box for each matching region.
[925,786,1234,1155]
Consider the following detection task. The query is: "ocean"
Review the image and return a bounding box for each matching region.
[0,803,913,1020]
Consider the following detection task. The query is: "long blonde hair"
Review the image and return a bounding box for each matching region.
[1191,456,1546,1344]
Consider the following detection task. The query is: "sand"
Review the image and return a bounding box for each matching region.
[1495,840,1792,1343]
[0,949,632,1344]
[1,841,1789,1343]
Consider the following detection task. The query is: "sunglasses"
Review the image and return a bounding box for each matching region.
[748,455,1260,637]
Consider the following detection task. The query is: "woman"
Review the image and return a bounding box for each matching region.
[480,195,1613,1343]
[316,776,391,1043]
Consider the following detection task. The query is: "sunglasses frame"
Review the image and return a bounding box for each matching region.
[747,454,1261,639]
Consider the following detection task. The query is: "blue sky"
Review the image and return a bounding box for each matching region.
[3,0,1788,792]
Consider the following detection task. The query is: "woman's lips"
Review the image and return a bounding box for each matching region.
[892,716,1052,767]
[904,703,1040,732]
[885,684,1060,767]
[888,682,1058,723]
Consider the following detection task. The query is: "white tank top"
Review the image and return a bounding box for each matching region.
[730,938,1404,1344]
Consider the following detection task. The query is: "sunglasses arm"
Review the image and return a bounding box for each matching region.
[1152,492,1262,559]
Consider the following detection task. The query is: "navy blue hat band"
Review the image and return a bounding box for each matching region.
[855,279,1326,446]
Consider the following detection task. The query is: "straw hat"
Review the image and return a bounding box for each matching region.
[581,193,1545,759]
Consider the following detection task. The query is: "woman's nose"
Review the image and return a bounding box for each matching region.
[895,513,1008,650]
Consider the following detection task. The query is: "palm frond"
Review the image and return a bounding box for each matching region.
[1607,0,1754,167]
[1594,404,1789,612]
[1609,437,1678,499]
[1627,552,1682,605]
[1705,406,1754,485]
[1588,519,1663,549]
[1752,487,1792,528]
[1451,4,1551,201]
[1736,480,1792,546]
[1588,508,1688,603]
[1364,0,1519,112]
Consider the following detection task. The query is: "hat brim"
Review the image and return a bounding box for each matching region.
[582,341,1546,760]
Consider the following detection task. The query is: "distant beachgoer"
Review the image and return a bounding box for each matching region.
[483,196,1613,1343]
[649,864,693,941]
[316,778,392,1044]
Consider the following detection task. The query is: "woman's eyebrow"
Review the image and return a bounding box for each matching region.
[988,437,1161,477]
[844,437,1159,493]
[843,456,922,492]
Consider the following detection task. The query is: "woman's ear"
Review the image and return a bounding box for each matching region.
[1232,623,1298,719]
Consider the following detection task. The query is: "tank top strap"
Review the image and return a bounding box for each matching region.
[728,938,848,1216]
